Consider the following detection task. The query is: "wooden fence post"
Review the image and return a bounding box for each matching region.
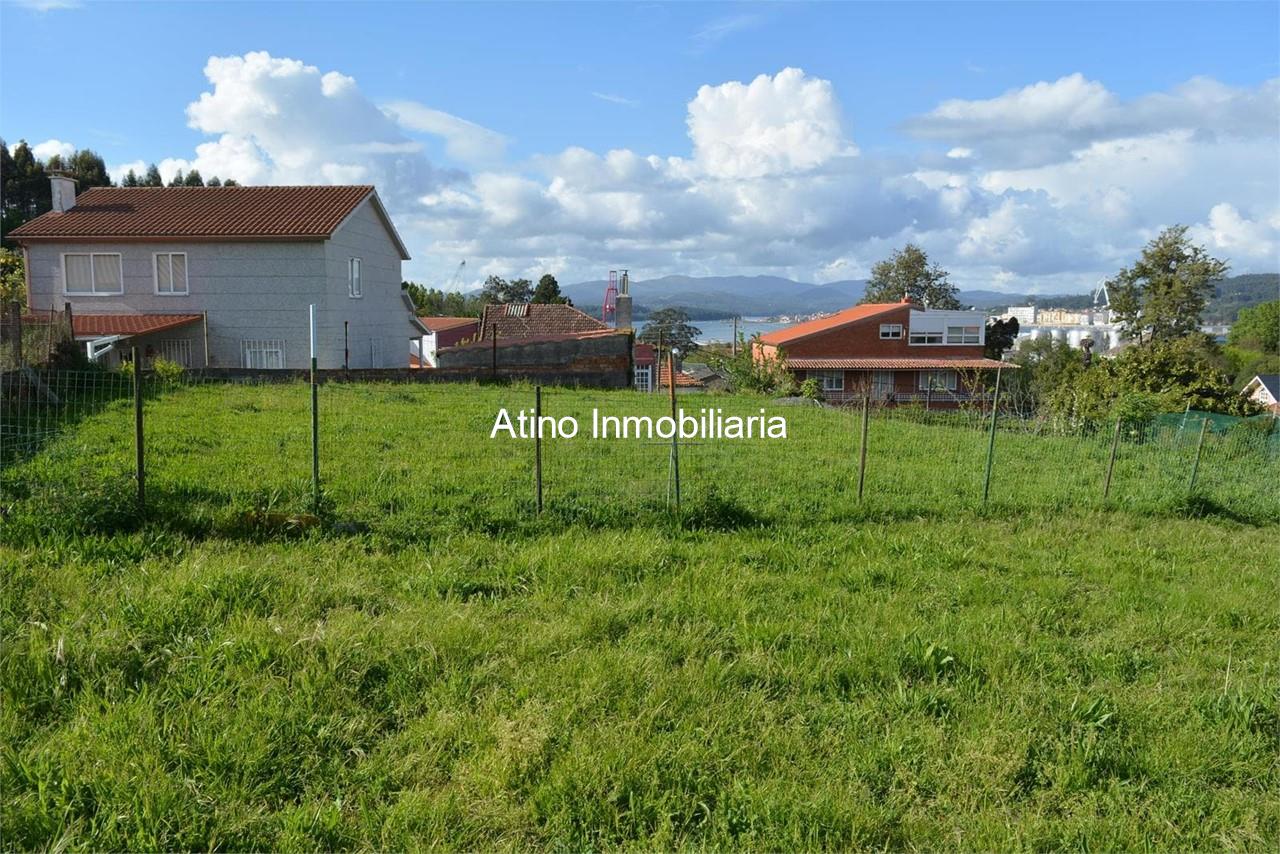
[1188,417,1209,493]
[310,305,320,512]
[1103,417,1122,499]
[132,345,145,516]
[857,393,870,502]
[982,367,1003,505]
[534,385,544,513]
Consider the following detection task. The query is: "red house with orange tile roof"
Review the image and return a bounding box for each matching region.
[753,300,1008,405]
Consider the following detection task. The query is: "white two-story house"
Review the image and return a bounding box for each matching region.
[8,177,424,369]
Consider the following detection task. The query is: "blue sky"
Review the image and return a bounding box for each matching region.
[3,1,1278,291]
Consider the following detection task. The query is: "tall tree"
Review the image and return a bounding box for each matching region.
[121,169,141,187]
[168,169,185,187]
[1107,226,1229,344]
[1227,300,1279,355]
[639,308,702,354]
[65,149,111,189]
[861,244,961,308]
[182,169,205,187]
[531,273,570,304]
[143,164,164,186]
[479,275,534,304]
[206,176,222,187]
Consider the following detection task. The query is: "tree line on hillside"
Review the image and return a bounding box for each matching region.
[404,273,572,317]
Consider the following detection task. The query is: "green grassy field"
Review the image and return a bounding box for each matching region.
[2,380,1278,850]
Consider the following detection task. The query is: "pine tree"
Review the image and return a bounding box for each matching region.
[143,164,163,186]
[1108,226,1230,344]
[183,169,204,186]
[861,244,961,308]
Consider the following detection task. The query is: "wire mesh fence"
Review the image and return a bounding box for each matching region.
[2,364,1278,541]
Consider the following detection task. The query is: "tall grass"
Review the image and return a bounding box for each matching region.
[1,379,1277,849]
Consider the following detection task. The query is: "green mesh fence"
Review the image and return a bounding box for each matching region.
[3,371,1278,537]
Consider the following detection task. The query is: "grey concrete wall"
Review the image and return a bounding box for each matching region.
[322,200,419,369]
[23,196,418,370]
[25,240,326,369]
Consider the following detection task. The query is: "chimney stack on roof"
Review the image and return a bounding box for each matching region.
[49,172,77,213]
[615,269,633,329]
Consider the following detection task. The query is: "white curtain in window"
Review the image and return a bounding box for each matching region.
[170,254,186,292]
[156,255,172,291]
[65,254,93,291]
[92,255,122,292]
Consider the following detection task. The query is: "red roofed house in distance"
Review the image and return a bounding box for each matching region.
[753,300,1009,406]
[8,176,424,369]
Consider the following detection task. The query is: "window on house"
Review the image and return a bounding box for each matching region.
[879,323,903,339]
[813,369,844,392]
[946,325,981,344]
[348,257,362,298]
[241,339,285,369]
[918,370,958,391]
[634,364,652,393]
[152,339,192,366]
[63,253,123,295]
[908,330,943,345]
[154,253,189,295]
[872,370,895,399]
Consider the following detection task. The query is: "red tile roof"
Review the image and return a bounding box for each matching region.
[479,303,608,339]
[7,185,377,243]
[23,311,203,338]
[444,328,621,351]
[757,302,908,345]
[786,357,1011,369]
[657,360,706,388]
[417,316,479,333]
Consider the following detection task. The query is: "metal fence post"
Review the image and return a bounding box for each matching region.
[1103,417,1121,500]
[310,305,320,512]
[1188,416,1209,493]
[857,393,870,502]
[132,345,145,516]
[534,385,544,513]
[982,367,1003,504]
[669,352,681,512]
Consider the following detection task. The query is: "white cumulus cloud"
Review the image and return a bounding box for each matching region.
[32,139,76,161]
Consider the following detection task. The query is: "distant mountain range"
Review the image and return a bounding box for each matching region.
[563,273,1278,322]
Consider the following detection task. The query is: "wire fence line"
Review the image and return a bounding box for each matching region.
[2,364,1278,539]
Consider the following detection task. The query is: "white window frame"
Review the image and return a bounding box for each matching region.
[813,369,844,392]
[241,339,286,369]
[634,364,653,393]
[945,325,981,344]
[918,369,958,391]
[348,257,363,298]
[152,252,189,296]
[62,252,123,296]
[879,323,903,340]
[908,330,944,345]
